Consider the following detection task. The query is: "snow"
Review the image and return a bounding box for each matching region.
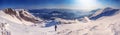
[0,8,120,35]
[0,10,34,25]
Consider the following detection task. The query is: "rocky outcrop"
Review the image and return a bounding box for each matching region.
[3,8,17,16]
[19,10,39,23]
[3,8,41,23]
[0,23,11,35]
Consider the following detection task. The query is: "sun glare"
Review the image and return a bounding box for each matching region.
[74,0,100,11]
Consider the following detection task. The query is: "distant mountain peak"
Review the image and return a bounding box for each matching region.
[90,7,120,20]
[104,7,112,9]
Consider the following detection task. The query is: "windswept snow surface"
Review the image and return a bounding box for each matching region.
[0,8,120,35]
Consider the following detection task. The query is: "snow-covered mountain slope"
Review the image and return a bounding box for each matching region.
[90,7,120,20]
[0,8,42,25]
[0,14,55,35]
[0,8,120,35]
[55,8,120,35]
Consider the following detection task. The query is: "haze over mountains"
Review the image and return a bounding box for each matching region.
[0,7,120,35]
[28,9,93,20]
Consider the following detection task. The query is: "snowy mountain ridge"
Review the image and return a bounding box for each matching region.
[90,7,120,20]
[0,8,42,25]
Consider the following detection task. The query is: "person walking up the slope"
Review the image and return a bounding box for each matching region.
[55,25,57,31]
[52,18,58,31]
[50,18,59,31]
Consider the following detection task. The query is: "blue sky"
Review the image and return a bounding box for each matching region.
[0,0,73,9]
[0,0,120,10]
[99,0,120,8]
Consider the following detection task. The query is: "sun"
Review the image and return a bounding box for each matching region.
[73,0,100,11]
